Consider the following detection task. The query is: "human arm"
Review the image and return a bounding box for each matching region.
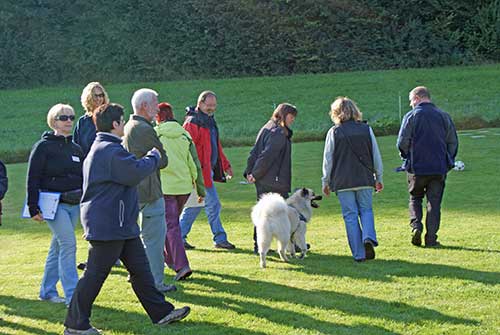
[370,127,383,184]
[445,113,458,160]
[251,130,286,180]
[26,142,46,218]
[397,112,413,159]
[187,137,205,198]
[110,146,160,187]
[321,128,335,196]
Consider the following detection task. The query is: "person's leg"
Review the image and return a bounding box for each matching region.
[408,173,427,246]
[39,234,60,300]
[424,175,446,245]
[64,240,122,330]
[179,206,202,243]
[203,185,228,244]
[121,237,175,323]
[163,195,190,272]
[356,189,378,246]
[139,198,167,288]
[337,191,365,260]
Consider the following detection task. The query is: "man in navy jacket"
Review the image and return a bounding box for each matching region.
[64,104,189,335]
[397,86,458,248]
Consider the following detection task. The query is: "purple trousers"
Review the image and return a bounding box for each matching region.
[163,194,190,272]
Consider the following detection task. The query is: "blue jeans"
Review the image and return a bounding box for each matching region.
[179,184,227,244]
[337,189,378,260]
[40,203,79,305]
[139,197,166,287]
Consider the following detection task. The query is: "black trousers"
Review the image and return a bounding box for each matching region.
[64,237,174,330]
[407,174,446,244]
[253,183,289,251]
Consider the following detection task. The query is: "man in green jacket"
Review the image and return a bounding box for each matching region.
[123,88,175,293]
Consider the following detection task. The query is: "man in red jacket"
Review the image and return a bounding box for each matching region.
[179,91,236,250]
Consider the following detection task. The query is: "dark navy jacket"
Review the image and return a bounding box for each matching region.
[244,120,293,194]
[397,102,458,175]
[81,132,159,241]
[73,114,97,158]
[27,132,84,217]
[0,160,7,200]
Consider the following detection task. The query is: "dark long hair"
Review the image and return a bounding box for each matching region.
[271,103,297,135]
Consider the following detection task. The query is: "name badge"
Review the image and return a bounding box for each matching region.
[72,156,81,162]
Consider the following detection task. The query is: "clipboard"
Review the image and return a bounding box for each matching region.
[22,191,61,220]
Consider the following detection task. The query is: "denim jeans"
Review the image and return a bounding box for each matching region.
[179,184,227,244]
[39,203,79,305]
[337,189,378,260]
[65,237,174,330]
[139,197,166,287]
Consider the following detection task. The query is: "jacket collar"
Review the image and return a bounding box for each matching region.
[95,132,122,143]
[130,114,154,127]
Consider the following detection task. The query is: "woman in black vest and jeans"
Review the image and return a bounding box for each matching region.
[244,103,297,254]
[27,104,83,306]
[321,97,384,262]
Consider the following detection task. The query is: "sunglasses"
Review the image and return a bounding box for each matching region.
[93,93,105,98]
[56,115,75,121]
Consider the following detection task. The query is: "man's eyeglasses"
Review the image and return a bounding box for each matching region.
[56,115,75,121]
[94,93,105,98]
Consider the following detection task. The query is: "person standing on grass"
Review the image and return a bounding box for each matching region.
[64,104,190,335]
[26,104,83,306]
[179,90,236,250]
[0,159,7,226]
[122,88,175,293]
[322,97,383,262]
[244,103,297,254]
[155,102,205,281]
[397,86,458,247]
[73,82,110,158]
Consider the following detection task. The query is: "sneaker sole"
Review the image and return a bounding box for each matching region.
[159,308,191,325]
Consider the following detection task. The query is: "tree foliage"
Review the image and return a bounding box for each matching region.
[0,0,498,89]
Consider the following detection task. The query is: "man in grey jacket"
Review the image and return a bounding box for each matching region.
[123,88,173,293]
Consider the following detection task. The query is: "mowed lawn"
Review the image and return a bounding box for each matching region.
[1,63,500,162]
[0,129,499,334]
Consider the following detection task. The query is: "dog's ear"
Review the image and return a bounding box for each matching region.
[301,188,309,197]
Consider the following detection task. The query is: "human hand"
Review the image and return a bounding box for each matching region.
[197,196,204,203]
[32,213,44,222]
[322,185,330,197]
[225,167,233,180]
[246,174,255,183]
[375,182,384,193]
[147,147,160,158]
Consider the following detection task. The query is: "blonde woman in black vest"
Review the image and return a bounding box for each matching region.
[321,97,383,262]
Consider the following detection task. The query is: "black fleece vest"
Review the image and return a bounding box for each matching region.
[330,121,375,192]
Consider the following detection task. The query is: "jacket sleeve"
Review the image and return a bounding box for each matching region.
[322,128,335,188]
[134,126,168,169]
[397,111,414,159]
[0,160,7,200]
[445,113,458,160]
[251,130,286,180]
[369,127,383,183]
[217,139,231,171]
[26,142,46,216]
[73,118,81,145]
[184,121,212,187]
[110,147,160,187]
[188,139,206,197]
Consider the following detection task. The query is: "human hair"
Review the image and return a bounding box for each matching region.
[197,90,217,106]
[157,102,174,123]
[93,103,124,132]
[329,97,362,125]
[80,82,110,116]
[271,103,298,127]
[410,86,431,100]
[47,104,75,130]
[131,88,158,114]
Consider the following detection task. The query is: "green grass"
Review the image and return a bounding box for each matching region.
[0,129,499,334]
[1,64,500,162]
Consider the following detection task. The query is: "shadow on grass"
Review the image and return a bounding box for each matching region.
[288,253,500,285]
[434,244,500,254]
[185,270,477,334]
[0,295,269,335]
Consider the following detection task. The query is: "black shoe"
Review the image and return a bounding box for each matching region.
[425,241,441,248]
[364,240,375,260]
[77,262,87,271]
[183,241,195,250]
[157,306,191,325]
[411,229,422,246]
[214,241,236,249]
[294,243,311,253]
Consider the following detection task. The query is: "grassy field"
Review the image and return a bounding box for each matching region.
[0,129,499,335]
[1,64,500,162]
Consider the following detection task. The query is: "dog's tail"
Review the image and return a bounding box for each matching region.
[251,193,288,227]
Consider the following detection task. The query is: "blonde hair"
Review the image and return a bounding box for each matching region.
[47,104,75,130]
[80,82,110,116]
[329,97,362,125]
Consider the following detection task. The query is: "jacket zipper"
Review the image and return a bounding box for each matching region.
[119,200,124,227]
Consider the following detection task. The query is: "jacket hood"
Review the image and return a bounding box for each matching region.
[41,131,73,142]
[156,120,189,139]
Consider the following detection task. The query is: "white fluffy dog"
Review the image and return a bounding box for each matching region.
[251,188,321,268]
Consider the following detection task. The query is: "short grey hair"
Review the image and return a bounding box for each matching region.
[131,88,158,114]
